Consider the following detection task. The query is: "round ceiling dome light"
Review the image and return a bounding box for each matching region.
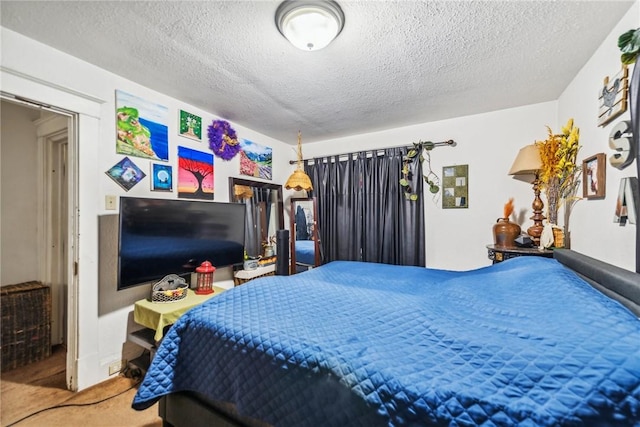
[275,0,345,51]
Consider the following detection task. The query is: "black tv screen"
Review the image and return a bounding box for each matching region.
[118,196,246,290]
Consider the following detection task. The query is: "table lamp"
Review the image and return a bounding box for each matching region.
[508,144,545,245]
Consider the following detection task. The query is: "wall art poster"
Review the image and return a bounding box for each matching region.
[105,157,146,191]
[239,139,272,180]
[151,163,173,192]
[179,110,202,141]
[597,65,628,127]
[177,146,214,200]
[442,164,469,208]
[115,90,169,161]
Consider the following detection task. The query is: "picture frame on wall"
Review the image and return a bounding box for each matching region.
[177,146,214,200]
[179,110,202,141]
[442,164,469,208]
[239,139,273,180]
[151,163,173,192]
[582,153,606,199]
[597,65,628,127]
[105,157,146,191]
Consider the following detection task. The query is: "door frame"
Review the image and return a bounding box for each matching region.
[2,65,104,391]
[35,114,69,346]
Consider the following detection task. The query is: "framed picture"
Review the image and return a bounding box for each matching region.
[105,157,146,191]
[151,163,173,192]
[582,153,606,199]
[442,164,468,208]
[597,65,628,127]
[179,110,202,141]
[177,146,214,200]
[115,90,169,161]
[239,139,273,180]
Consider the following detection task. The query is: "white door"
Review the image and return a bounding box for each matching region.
[47,129,69,345]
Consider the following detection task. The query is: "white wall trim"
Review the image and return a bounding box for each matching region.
[1,66,105,110]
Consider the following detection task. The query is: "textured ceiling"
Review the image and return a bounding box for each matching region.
[0,1,635,144]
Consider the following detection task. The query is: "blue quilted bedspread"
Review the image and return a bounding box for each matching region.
[133,257,640,426]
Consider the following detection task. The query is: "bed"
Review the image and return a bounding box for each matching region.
[132,249,640,426]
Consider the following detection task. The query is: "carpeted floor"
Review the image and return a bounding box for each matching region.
[1,346,161,426]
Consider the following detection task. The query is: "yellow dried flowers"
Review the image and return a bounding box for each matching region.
[535,119,581,225]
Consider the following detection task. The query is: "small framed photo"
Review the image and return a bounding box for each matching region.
[179,110,202,141]
[582,153,606,199]
[105,157,146,191]
[151,163,173,192]
[442,164,469,209]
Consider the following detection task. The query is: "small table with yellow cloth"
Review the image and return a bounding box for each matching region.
[133,287,225,343]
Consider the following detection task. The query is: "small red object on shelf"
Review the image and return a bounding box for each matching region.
[195,261,216,295]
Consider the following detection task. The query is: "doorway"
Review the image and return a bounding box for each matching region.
[1,98,73,389]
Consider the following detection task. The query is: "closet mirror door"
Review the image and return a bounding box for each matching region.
[290,197,321,274]
[229,178,284,259]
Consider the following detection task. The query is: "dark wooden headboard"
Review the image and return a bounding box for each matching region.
[554,249,640,317]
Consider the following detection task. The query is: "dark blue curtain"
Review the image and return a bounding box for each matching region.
[305,147,425,266]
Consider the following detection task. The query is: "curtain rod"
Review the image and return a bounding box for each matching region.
[288,139,456,165]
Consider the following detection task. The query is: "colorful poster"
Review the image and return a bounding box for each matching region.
[105,157,146,191]
[115,90,169,161]
[179,110,202,141]
[239,139,272,180]
[177,146,214,200]
[151,163,173,192]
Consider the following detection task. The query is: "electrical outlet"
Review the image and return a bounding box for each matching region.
[105,195,117,210]
[108,359,125,376]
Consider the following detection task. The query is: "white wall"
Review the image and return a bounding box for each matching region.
[304,2,639,272]
[303,102,557,270]
[1,27,292,389]
[1,102,41,285]
[556,1,638,269]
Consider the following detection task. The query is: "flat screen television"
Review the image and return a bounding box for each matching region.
[117,196,246,290]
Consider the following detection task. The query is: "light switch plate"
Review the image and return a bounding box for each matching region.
[105,195,117,210]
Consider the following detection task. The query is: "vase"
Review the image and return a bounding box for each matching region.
[493,218,521,248]
[264,245,274,257]
[546,184,559,226]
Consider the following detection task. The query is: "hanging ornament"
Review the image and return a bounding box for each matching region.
[208,119,240,160]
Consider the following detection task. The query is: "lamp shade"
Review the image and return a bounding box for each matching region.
[285,131,313,191]
[285,169,313,191]
[275,0,345,51]
[509,144,542,175]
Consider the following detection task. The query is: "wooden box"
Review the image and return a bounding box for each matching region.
[1,281,52,372]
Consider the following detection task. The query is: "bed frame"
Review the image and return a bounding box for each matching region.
[156,249,640,427]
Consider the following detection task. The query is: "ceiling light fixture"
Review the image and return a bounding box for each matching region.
[275,0,345,51]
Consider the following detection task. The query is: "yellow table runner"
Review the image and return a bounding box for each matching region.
[134,287,224,342]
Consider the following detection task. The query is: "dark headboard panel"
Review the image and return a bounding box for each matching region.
[554,249,640,317]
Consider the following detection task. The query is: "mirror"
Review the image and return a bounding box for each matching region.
[228,178,284,259]
[290,197,321,274]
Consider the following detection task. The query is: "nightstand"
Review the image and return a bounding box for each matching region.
[486,244,554,264]
[129,287,225,360]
